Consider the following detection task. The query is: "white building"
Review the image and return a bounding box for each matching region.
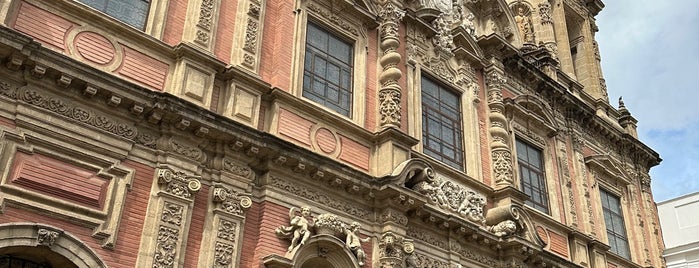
[658,192,699,268]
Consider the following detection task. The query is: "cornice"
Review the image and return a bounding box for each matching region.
[502,55,660,169]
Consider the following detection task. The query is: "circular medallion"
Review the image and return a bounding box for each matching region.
[314,127,338,154]
[74,31,116,65]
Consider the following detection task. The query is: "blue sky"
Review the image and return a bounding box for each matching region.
[596,0,699,202]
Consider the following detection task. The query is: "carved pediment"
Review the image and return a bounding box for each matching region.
[584,154,631,185]
[507,94,559,133]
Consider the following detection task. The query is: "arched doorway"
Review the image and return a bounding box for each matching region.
[292,235,360,268]
[0,246,77,268]
[0,223,106,268]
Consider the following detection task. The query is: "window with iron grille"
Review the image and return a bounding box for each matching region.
[421,76,464,170]
[302,22,354,117]
[77,0,150,30]
[516,138,549,214]
[600,188,631,259]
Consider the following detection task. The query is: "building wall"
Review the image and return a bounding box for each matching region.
[0,0,665,267]
[658,192,699,268]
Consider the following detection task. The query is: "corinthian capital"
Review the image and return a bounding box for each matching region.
[377,1,405,39]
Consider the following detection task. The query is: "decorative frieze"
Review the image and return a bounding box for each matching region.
[161,202,184,226]
[269,176,371,220]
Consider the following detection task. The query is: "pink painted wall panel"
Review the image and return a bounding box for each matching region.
[13,2,75,52]
[10,152,108,208]
[339,135,370,171]
[278,108,313,146]
[74,31,116,65]
[549,230,570,258]
[118,46,169,91]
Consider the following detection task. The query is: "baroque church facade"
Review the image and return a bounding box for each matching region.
[0,0,664,267]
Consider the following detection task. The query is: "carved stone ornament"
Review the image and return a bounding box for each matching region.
[157,168,202,199]
[377,1,406,128]
[378,232,415,268]
[214,242,236,267]
[161,202,184,226]
[412,177,486,223]
[212,185,252,216]
[538,2,553,24]
[432,14,456,55]
[513,4,535,43]
[154,226,179,268]
[492,150,514,186]
[486,220,517,237]
[274,207,370,265]
[37,228,59,246]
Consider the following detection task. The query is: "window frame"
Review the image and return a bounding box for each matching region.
[515,138,550,214]
[302,21,355,117]
[600,188,632,260]
[72,0,168,38]
[290,1,368,125]
[419,75,465,171]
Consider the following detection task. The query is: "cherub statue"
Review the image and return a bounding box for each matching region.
[275,207,314,254]
[345,222,371,266]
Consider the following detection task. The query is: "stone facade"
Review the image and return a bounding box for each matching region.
[0,0,664,267]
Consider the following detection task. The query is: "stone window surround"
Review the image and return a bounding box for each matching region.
[599,187,632,260]
[289,0,368,126]
[407,66,480,178]
[420,74,465,171]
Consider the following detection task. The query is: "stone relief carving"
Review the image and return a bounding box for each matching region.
[486,220,517,236]
[157,168,202,200]
[307,3,358,36]
[377,1,406,128]
[0,84,137,140]
[243,18,259,53]
[194,0,215,46]
[538,2,553,24]
[485,69,514,188]
[154,226,179,268]
[492,151,514,186]
[212,185,252,216]
[37,228,59,246]
[169,138,205,162]
[270,176,371,220]
[274,206,370,265]
[161,202,184,226]
[214,242,236,268]
[514,3,536,44]
[217,220,238,243]
[407,225,446,249]
[378,232,416,268]
[432,14,456,55]
[412,252,450,268]
[412,177,486,223]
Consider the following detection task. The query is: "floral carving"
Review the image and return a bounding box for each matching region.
[248,3,260,18]
[169,139,205,161]
[161,202,184,226]
[538,2,553,24]
[485,72,506,91]
[0,86,138,140]
[154,226,178,268]
[217,220,238,243]
[493,151,514,185]
[413,177,486,223]
[412,253,449,268]
[243,18,258,53]
[157,168,202,199]
[212,185,252,216]
[197,0,214,30]
[195,30,210,44]
[270,176,371,220]
[377,2,405,39]
[432,14,455,55]
[314,213,345,235]
[37,228,59,246]
[378,88,401,127]
[222,158,252,178]
[214,242,235,267]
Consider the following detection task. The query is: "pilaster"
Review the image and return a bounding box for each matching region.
[136,167,202,268]
[232,0,266,72]
[183,0,222,51]
[376,1,405,129]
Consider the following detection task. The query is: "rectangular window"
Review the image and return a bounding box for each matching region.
[302,22,353,117]
[516,139,549,214]
[77,0,150,30]
[421,76,464,170]
[600,188,631,259]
